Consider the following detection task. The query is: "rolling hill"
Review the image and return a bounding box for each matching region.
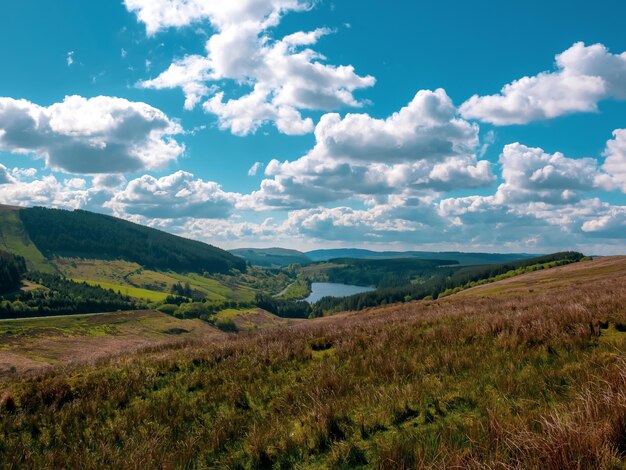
[229,247,312,267]
[18,206,245,273]
[0,205,256,308]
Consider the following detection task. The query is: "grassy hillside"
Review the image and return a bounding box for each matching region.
[0,206,54,273]
[0,310,223,376]
[230,247,312,267]
[53,258,256,303]
[71,279,170,302]
[212,308,297,332]
[18,207,245,274]
[1,257,625,467]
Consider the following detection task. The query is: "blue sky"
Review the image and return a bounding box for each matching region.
[0,0,625,253]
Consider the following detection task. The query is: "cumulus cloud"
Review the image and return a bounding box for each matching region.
[0,174,91,209]
[602,128,626,192]
[0,164,15,184]
[437,136,626,251]
[106,171,238,219]
[0,96,184,174]
[460,42,626,125]
[139,55,214,110]
[495,143,608,204]
[248,161,263,176]
[92,174,127,189]
[280,202,445,243]
[128,0,374,135]
[245,89,493,208]
[174,217,281,247]
[582,207,626,238]
[124,0,310,35]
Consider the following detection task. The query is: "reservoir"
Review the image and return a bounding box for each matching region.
[305,282,375,303]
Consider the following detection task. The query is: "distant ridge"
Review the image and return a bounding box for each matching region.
[230,247,311,267]
[305,248,536,265]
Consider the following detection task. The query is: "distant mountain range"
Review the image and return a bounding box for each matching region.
[229,247,311,268]
[229,247,538,267]
[305,249,537,265]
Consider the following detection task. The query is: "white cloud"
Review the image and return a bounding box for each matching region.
[495,143,608,204]
[174,217,281,247]
[129,0,374,135]
[106,171,238,219]
[0,95,184,174]
[309,88,478,163]
[602,128,626,192]
[139,55,213,110]
[92,174,126,189]
[0,164,15,184]
[248,161,263,176]
[0,174,90,209]
[437,136,626,250]
[203,85,314,136]
[66,51,74,66]
[245,89,493,208]
[10,168,37,179]
[124,0,310,35]
[460,42,626,125]
[280,203,444,243]
[582,207,626,237]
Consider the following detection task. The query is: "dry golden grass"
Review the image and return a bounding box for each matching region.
[0,310,223,378]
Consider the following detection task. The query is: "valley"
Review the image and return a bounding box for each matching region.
[1,3,625,468]
[1,204,621,467]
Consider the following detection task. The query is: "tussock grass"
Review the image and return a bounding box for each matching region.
[0,257,625,468]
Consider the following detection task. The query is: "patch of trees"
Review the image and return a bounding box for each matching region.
[255,293,312,319]
[171,282,193,297]
[0,251,26,294]
[0,273,142,319]
[19,207,246,274]
[158,299,255,321]
[318,258,459,288]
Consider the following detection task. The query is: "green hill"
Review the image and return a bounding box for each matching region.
[16,206,245,274]
[230,247,312,267]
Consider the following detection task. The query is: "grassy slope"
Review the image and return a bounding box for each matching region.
[71,279,170,302]
[0,207,54,273]
[54,258,256,303]
[277,280,311,300]
[214,308,298,332]
[168,272,255,302]
[1,257,626,467]
[0,310,223,376]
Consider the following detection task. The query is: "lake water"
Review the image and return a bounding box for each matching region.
[305,282,375,303]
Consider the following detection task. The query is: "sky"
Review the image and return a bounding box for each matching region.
[0,0,625,254]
